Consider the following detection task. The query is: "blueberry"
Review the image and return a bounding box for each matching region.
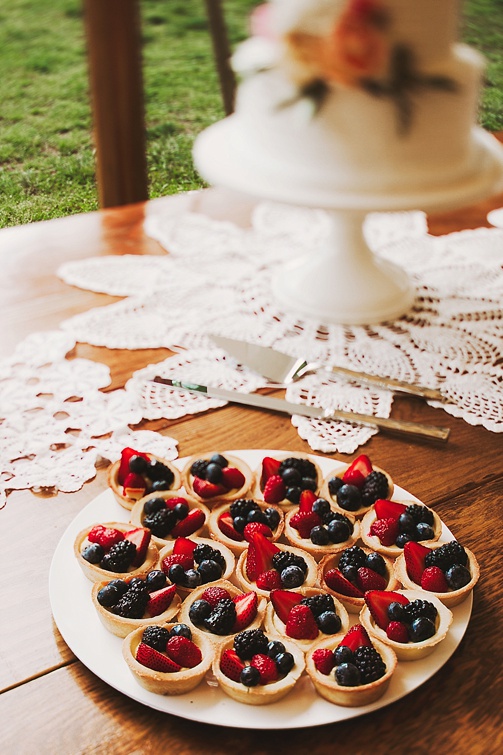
[188,599,212,625]
[264,507,280,529]
[310,525,330,546]
[365,552,386,576]
[387,601,407,622]
[340,564,358,584]
[312,497,331,517]
[445,563,471,590]
[206,463,223,483]
[146,570,167,592]
[169,623,192,639]
[285,486,301,504]
[107,579,128,596]
[333,646,353,665]
[173,503,189,520]
[233,516,246,533]
[327,518,351,543]
[395,532,412,548]
[328,476,344,496]
[150,479,172,492]
[335,662,361,686]
[168,563,186,584]
[209,453,228,468]
[316,611,342,634]
[240,665,261,686]
[267,640,286,658]
[416,522,435,541]
[128,455,149,475]
[183,568,202,588]
[280,565,305,588]
[336,484,362,512]
[398,512,416,535]
[247,508,267,524]
[97,583,121,607]
[143,497,166,515]
[409,616,436,642]
[82,543,104,564]
[197,559,223,583]
[280,467,302,486]
[301,477,317,491]
[275,652,295,674]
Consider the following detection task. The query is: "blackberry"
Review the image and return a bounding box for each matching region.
[143,507,178,537]
[100,539,136,572]
[425,541,468,571]
[353,646,386,684]
[234,629,269,660]
[272,551,308,574]
[142,625,170,651]
[112,585,149,618]
[406,504,434,526]
[147,460,175,486]
[190,459,209,478]
[230,498,259,520]
[203,598,236,635]
[279,457,317,481]
[404,599,438,624]
[143,497,167,516]
[360,471,389,506]
[338,545,366,572]
[193,544,226,568]
[301,594,335,618]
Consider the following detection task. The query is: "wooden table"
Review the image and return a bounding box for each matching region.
[1,172,503,753]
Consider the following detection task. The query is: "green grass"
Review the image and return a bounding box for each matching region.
[0,0,501,228]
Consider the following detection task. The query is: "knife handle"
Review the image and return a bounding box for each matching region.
[324,409,450,442]
[329,366,445,402]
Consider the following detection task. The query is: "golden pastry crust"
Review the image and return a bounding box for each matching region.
[253,452,323,509]
[235,542,318,599]
[212,634,305,705]
[284,507,359,560]
[263,586,350,652]
[91,578,182,638]
[108,454,181,511]
[318,547,400,614]
[178,579,267,645]
[359,589,454,661]
[320,464,394,519]
[123,623,214,695]
[130,491,210,548]
[157,536,235,597]
[74,522,159,583]
[360,503,443,558]
[306,632,397,706]
[207,500,285,556]
[394,546,480,608]
[181,453,254,505]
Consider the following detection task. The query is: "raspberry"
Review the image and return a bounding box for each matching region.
[369,517,400,546]
[420,565,449,592]
[312,648,335,675]
[386,621,409,643]
[256,569,282,591]
[250,653,278,684]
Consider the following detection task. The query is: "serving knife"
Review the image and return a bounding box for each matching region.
[152,377,450,442]
[209,333,445,402]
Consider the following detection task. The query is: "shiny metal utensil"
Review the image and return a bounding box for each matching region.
[209,334,445,402]
[152,377,450,442]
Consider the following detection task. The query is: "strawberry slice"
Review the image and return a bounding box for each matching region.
[312,648,335,675]
[270,589,302,624]
[356,566,387,592]
[171,508,206,538]
[324,568,364,598]
[221,466,245,490]
[122,472,146,500]
[124,527,151,566]
[118,447,149,485]
[369,517,399,546]
[365,590,409,630]
[243,522,273,542]
[260,456,281,488]
[233,591,258,631]
[403,540,430,584]
[172,537,198,557]
[289,510,322,538]
[220,648,245,682]
[161,553,193,573]
[245,531,280,582]
[285,604,319,640]
[218,512,244,542]
[136,642,181,672]
[338,624,372,652]
[263,474,286,503]
[298,489,318,512]
[374,499,407,520]
[192,477,227,499]
[147,584,177,617]
[421,565,449,592]
[250,653,278,683]
[166,636,202,668]
[256,569,282,591]
[342,454,373,487]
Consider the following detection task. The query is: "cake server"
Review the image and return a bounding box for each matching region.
[151,377,450,442]
[209,334,445,402]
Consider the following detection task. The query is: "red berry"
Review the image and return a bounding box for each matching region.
[369,517,399,546]
[285,604,319,640]
[263,474,286,503]
[256,569,282,591]
[250,653,278,684]
[386,621,410,643]
[312,648,335,675]
[420,565,449,592]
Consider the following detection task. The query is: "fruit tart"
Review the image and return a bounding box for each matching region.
[318,545,400,614]
[213,628,305,705]
[178,579,267,644]
[130,491,209,548]
[91,569,181,638]
[254,453,322,508]
[360,499,442,558]
[394,540,480,607]
[207,498,284,556]
[360,589,453,661]
[284,490,359,559]
[306,624,397,707]
[123,622,214,695]
[108,447,181,511]
[181,452,253,505]
[74,523,158,583]
[321,454,394,519]
[235,531,318,598]
[264,587,350,652]
[158,536,235,596]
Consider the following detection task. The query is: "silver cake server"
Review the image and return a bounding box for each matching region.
[209,334,445,402]
[151,377,450,442]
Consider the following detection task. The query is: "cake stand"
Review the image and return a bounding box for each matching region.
[193,120,503,325]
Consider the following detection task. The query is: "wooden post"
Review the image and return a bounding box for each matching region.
[83,0,149,207]
[204,0,236,115]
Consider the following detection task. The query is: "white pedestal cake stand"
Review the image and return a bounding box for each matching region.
[193,120,503,325]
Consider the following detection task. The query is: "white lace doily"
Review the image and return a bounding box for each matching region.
[2,202,502,504]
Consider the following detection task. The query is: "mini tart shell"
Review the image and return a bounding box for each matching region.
[393,546,480,608]
[359,589,454,661]
[74,522,159,583]
[158,536,235,597]
[212,634,305,705]
[178,579,267,645]
[318,548,400,614]
[108,454,182,511]
[360,503,443,559]
[123,623,214,695]
[284,507,359,560]
[235,542,318,599]
[306,632,397,707]
[264,586,350,652]
[253,451,323,509]
[181,453,254,505]
[91,579,182,638]
[320,464,394,519]
[207,500,285,556]
[130,491,210,548]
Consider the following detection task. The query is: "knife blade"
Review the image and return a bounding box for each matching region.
[152,377,450,442]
